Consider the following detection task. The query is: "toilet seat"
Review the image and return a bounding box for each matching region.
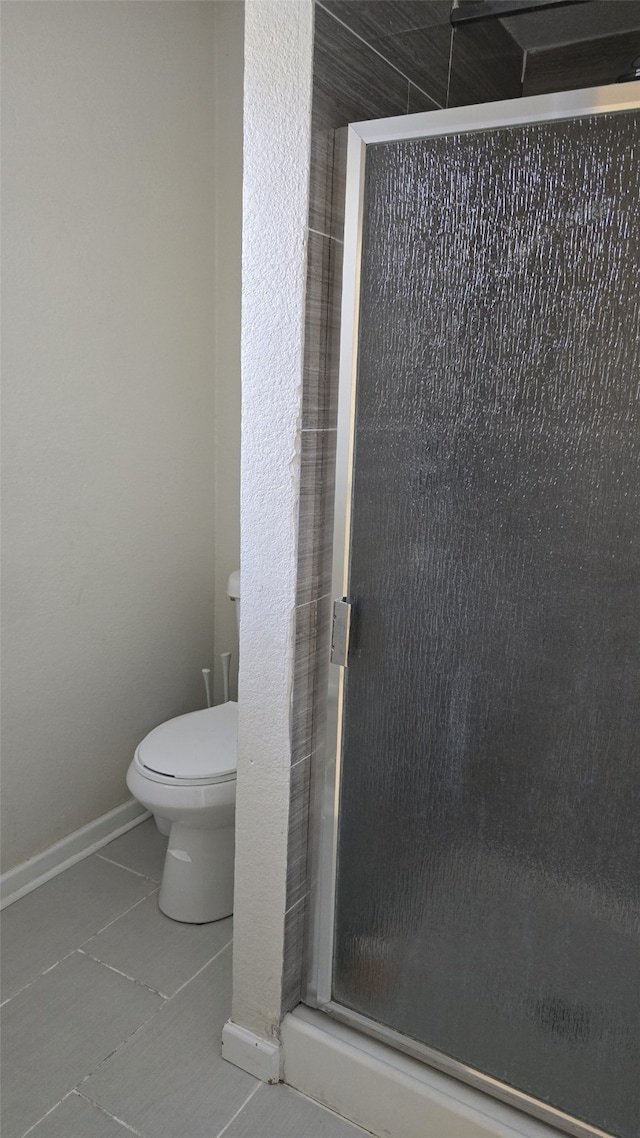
[134,702,237,787]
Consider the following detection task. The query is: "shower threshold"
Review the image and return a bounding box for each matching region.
[283,1004,609,1138]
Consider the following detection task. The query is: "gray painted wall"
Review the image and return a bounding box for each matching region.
[1,0,243,870]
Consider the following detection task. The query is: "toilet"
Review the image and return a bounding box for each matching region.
[126,571,240,924]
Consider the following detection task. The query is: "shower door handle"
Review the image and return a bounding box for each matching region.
[331,598,353,667]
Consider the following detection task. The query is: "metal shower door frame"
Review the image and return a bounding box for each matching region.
[304,80,640,1138]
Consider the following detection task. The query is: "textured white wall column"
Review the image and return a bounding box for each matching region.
[230,0,314,1045]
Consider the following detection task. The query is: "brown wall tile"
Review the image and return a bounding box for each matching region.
[310,5,412,236]
[286,756,313,911]
[302,232,342,431]
[296,428,337,608]
[282,897,308,1013]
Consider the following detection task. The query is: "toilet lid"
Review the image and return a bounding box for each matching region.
[137,702,237,784]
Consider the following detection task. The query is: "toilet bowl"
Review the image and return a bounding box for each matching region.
[127,570,241,924]
[126,700,237,924]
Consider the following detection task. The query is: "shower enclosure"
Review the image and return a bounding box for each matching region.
[307,84,640,1138]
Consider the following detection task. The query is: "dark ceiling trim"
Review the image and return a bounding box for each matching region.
[450,0,588,27]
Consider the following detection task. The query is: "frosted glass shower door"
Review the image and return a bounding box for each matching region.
[329,97,640,1138]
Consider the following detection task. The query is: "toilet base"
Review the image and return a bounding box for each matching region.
[159,822,234,924]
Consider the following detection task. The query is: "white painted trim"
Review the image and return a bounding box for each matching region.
[0,799,150,908]
[222,1019,282,1084]
[282,1006,565,1138]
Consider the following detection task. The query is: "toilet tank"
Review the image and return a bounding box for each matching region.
[227,570,240,632]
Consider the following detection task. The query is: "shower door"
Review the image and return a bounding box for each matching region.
[312,85,640,1138]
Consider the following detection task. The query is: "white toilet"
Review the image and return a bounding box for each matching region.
[126,571,240,924]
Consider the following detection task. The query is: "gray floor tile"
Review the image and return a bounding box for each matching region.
[225,1083,372,1138]
[98,818,168,883]
[0,952,162,1138]
[83,892,233,997]
[28,1092,135,1138]
[83,943,257,1138]
[1,856,156,1001]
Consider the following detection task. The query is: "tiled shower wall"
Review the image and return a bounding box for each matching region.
[282,1,523,1013]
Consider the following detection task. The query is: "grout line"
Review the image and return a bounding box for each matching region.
[1,947,79,1008]
[76,941,235,1097]
[73,1091,145,1136]
[295,596,318,614]
[4,889,158,1007]
[284,892,307,918]
[316,1,442,101]
[308,226,334,241]
[169,936,234,999]
[286,1082,373,1130]
[294,587,332,615]
[407,79,444,114]
[96,852,162,882]
[291,752,312,770]
[80,887,159,948]
[17,1090,75,1137]
[446,26,455,108]
[214,1083,262,1138]
[78,948,169,1000]
[307,226,344,247]
[19,1085,148,1138]
[77,1000,166,1090]
[307,230,344,248]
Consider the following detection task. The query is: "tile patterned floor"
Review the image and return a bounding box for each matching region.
[1,819,370,1138]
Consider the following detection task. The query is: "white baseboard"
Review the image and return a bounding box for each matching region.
[222,1019,282,1083]
[0,800,151,909]
[282,1007,562,1138]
